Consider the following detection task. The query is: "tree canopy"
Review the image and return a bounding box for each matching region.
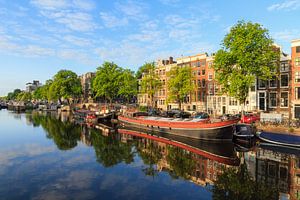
[139,62,162,108]
[7,89,22,100]
[167,66,195,110]
[213,21,279,105]
[49,70,82,103]
[118,69,137,103]
[92,62,123,104]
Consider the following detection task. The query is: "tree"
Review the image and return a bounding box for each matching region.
[33,79,53,101]
[118,69,137,103]
[49,70,82,104]
[16,91,32,102]
[167,66,195,110]
[213,21,279,112]
[212,163,279,200]
[7,89,21,100]
[139,62,162,108]
[92,62,122,105]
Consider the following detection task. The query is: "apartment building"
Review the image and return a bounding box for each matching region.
[79,72,95,102]
[26,80,41,93]
[256,50,291,118]
[291,39,300,119]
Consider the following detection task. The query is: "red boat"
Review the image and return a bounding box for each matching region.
[118,112,239,141]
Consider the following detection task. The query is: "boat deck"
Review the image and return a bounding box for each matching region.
[140,116,209,123]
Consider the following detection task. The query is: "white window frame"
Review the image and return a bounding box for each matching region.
[269,92,277,108]
[280,92,289,108]
[280,74,289,88]
[258,79,266,89]
[269,77,277,88]
[208,72,213,81]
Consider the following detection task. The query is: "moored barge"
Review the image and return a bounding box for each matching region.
[118,112,238,141]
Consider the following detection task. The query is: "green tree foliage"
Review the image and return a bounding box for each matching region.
[92,62,122,104]
[213,21,279,105]
[118,69,137,103]
[33,79,53,101]
[212,163,279,200]
[91,130,134,167]
[29,112,81,150]
[166,146,196,179]
[167,66,195,110]
[16,91,32,102]
[49,70,82,104]
[140,62,162,108]
[7,89,22,100]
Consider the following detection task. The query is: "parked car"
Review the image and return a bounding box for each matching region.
[241,114,260,124]
[194,112,210,120]
[166,109,181,117]
[174,111,191,118]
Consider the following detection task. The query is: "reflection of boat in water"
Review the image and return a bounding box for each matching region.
[233,124,256,143]
[259,142,300,156]
[118,126,239,166]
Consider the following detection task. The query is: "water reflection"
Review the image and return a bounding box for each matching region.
[18,111,300,199]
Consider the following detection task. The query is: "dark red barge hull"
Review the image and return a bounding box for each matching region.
[118,116,238,141]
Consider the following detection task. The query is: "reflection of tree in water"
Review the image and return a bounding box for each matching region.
[166,146,196,180]
[30,112,81,150]
[90,130,134,167]
[212,163,279,200]
[136,139,163,177]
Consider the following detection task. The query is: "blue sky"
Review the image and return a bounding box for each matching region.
[0,0,300,96]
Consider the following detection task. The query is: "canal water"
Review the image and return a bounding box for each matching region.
[0,110,299,200]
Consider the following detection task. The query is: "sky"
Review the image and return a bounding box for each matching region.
[0,0,300,96]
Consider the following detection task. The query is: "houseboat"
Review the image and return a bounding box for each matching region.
[118,112,238,141]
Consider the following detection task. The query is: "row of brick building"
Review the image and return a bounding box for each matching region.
[138,39,300,119]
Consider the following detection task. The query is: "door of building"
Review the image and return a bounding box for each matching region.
[222,106,226,114]
[259,92,266,111]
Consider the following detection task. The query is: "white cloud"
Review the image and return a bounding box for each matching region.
[73,0,95,10]
[100,12,128,28]
[159,0,180,5]
[40,10,98,31]
[31,0,69,10]
[273,29,300,41]
[115,0,148,20]
[63,35,93,47]
[267,0,300,11]
[31,0,98,32]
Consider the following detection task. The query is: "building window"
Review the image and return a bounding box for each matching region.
[296,87,300,100]
[280,74,289,87]
[197,70,201,76]
[258,79,266,89]
[296,57,300,66]
[280,62,289,72]
[208,73,213,80]
[197,90,201,101]
[280,92,288,107]
[296,72,300,83]
[202,79,206,87]
[269,92,277,107]
[269,76,277,88]
[208,62,213,68]
[208,83,214,94]
[202,69,205,76]
[197,80,201,88]
[229,97,238,106]
[297,46,300,53]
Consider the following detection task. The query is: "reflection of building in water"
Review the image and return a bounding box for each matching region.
[80,126,92,146]
[290,157,300,200]
[254,147,298,200]
[119,134,236,187]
